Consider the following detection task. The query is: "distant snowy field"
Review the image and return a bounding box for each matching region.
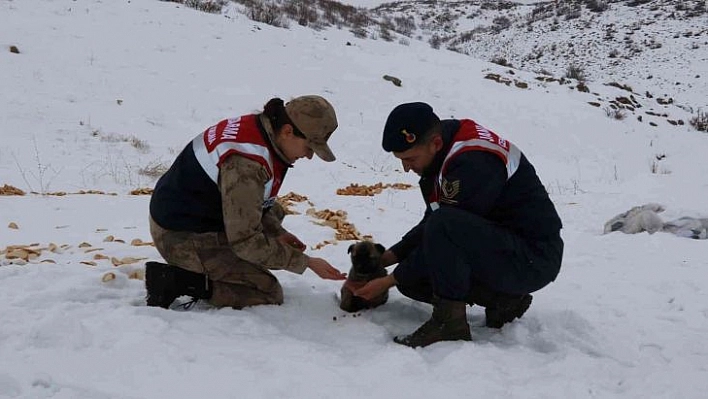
[1,1,708,398]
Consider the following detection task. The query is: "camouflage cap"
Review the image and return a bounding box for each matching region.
[285,95,338,162]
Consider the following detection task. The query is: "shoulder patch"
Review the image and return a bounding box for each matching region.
[440,177,460,204]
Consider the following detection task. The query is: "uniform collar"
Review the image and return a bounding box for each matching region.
[257,114,293,167]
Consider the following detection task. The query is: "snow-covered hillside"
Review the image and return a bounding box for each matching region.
[368,0,708,112]
[227,0,707,114]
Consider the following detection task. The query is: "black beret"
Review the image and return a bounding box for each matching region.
[382,102,440,152]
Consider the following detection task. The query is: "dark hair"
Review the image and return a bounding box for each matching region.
[418,119,442,145]
[263,98,306,138]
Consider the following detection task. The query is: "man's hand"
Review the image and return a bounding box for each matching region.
[354,274,397,300]
[277,232,306,252]
[379,250,398,267]
[307,257,347,280]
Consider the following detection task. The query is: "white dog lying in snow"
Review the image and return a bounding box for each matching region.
[604,203,708,239]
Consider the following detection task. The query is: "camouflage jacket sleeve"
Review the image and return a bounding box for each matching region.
[219,154,308,274]
[261,201,287,237]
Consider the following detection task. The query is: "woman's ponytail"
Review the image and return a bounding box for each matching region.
[263,98,288,131]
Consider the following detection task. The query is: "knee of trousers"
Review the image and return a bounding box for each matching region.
[210,277,284,308]
[396,283,433,304]
[236,270,284,302]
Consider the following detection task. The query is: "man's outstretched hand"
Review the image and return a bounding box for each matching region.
[354,274,397,300]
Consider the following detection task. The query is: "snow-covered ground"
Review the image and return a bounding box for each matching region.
[1,0,708,398]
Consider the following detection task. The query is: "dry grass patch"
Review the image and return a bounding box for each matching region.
[129,187,153,195]
[0,184,25,196]
[336,182,413,196]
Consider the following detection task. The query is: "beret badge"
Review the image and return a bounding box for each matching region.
[400,129,417,144]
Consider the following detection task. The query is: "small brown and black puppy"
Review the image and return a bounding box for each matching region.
[339,241,388,312]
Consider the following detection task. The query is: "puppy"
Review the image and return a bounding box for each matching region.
[339,241,388,312]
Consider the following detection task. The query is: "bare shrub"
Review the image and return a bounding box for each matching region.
[139,161,170,178]
[550,18,559,31]
[446,45,467,55]
[645,38,662,49]
[690,109,708,132]
[586,0,609,13]
[689,0,706,16]
[350,26,368,39]
[378,16,396,41]
[130,137,150,153]
[429,34,443,49]
[162,0,227,14]
[394,15,416,36]
[97,132,150,153]
[604,107,626,120]
[565,63,587,81]
[480,0,516,11]
[448,27,487,47]
[492,16,512,32]
[283,1,318,27]
[322,8,339,26]
[606,82,633,92]
[347,9,370,29]
[12,137,63,194]
[247,1,287,28]
[379,26,395,42]
[528,3,554,22]
[564,5,582,20]
[491,56,512,67]
[650,154,669,174]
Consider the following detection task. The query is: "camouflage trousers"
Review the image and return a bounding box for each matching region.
[149,217,283,309]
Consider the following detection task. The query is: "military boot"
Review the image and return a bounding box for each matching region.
[467,283,532,328]
[394,297,471,348]
[484,293,532,328]
[145,261,212,309]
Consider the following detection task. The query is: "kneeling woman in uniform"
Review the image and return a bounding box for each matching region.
[146,95,346,309]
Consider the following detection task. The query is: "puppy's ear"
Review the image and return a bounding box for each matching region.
[347,244,355,254]
[374,243,386,254]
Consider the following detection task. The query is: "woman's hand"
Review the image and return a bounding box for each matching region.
[307,257,347,280]
[277,231,306,252]
[354,274,397,300]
